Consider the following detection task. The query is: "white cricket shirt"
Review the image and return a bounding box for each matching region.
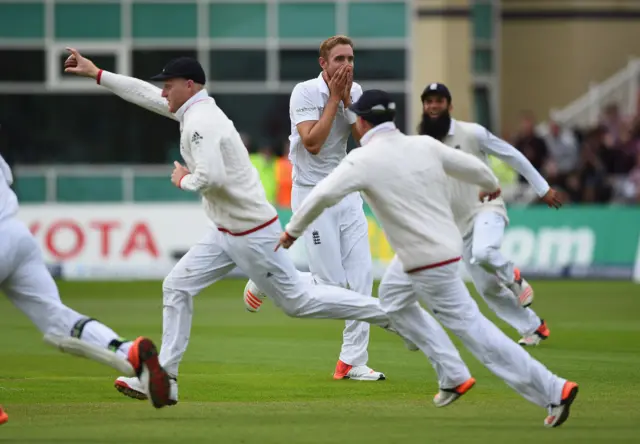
[288,73,363,186]
[285,123,500,272]
[98,71,278,234]
[442,119,550,236]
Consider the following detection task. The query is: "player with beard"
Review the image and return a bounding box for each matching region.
[418,83,562,346]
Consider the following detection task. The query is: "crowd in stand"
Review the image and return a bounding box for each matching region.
[247,101,640,209]
[506,103,640,205]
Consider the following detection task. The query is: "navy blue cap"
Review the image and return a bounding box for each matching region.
[348,89,396,123]
[421,82,452,102]
[150,57,206,84]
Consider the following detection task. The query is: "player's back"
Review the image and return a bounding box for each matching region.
[350,132,463,271]
[0,154,18,223]
[288,76,362,186]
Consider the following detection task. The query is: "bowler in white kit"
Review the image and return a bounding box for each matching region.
[63,48,401,403]
[418,83,562,346]
[277,89,579,428]
[0,153,174,419]
[245,35,383,381]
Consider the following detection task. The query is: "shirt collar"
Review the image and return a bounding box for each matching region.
[448,118,456,136]
[360,121,398,146]
[316,72,330,96]
[174,89,211,121]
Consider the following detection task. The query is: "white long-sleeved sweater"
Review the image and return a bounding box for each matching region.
[0,154,18,224]
[441,120,550,236]
[98,71,277,234]
[285,123,500,272]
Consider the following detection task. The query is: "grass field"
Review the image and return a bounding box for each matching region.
[1,279,639,443]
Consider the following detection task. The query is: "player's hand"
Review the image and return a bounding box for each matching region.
[275,232,297,251]
[326,65,349,103]
[479,188,501,202]
[541,187,563,209]
[171,161,190,188]
[63,47,100,79]
[342,67,353,107]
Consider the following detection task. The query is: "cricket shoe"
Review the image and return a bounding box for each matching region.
[0,406,8,425]
[509,267,534,307]
[114,375,178,405]
[544,381,579,428]
[433,377,476,408]
[518,319,550,346]
[333,360,386,381]
[126,337,173,408]
[243,280,268,313]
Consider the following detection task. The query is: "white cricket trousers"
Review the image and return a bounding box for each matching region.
[379,256,565,408]
[0,218,131,358]
[464,210,541,335]
[159,218,388,377]
[292,185,372,367]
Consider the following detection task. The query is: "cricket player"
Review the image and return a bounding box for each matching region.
[244,35,384,381]
[277,89,579,428]
[418,83,561,346]
[63,48,407,404]
[0,153,173,418]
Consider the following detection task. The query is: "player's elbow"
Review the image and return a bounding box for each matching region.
[304,144,322,155]
[300,137,321,155]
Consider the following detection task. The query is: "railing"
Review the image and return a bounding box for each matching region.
[537,58,640,132]
[13,164,198,203]
[13,163,538,205]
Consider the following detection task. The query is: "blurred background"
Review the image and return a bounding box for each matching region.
[1,0,639,281]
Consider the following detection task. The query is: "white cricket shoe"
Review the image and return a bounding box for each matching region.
[509,268,534,307]
[544,381,579,428]
[433,377,476,408]
[333,360,385,381]
[243,280,268,312]
[114,375,179,405]
[518,319,550,346]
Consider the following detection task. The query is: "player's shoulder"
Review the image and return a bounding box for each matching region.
[351,81,363,92]
[454,120,488,138]
[343,145,370,165]
[292,78,320,95]
[408,134,439,147]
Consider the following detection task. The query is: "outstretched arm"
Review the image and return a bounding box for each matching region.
[64,47,177,121]
[285,156,366,239]
[472,123,549,196]
[431,138,500,192]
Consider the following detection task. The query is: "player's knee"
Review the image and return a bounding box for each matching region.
[162,275,193,305]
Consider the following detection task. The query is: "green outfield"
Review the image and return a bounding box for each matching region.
[1,279,639,443]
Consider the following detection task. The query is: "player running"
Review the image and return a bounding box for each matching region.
[276,89,579,428]
[418,83,562,346]
[0,153,173,420]
[63,48,413,404]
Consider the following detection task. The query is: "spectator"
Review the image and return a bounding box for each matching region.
[599,103,625,146]
[620,150,640,203]
[274,141,292,208]
[513,112,549,180]
[575,127,612,203]
[542,120,579,189]
[249,145,276,204]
